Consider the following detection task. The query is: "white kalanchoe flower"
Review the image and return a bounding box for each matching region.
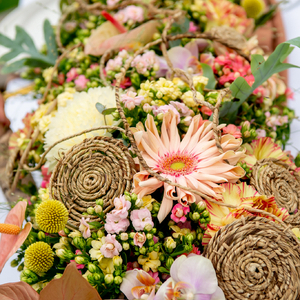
[44,87,118,171]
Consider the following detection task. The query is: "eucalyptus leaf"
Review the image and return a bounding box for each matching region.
[44,20,58,61]
[102,107,117,115]
[200,63,217,89]
[169,16,189,48]
[95,102,106,113]
[219,37,300,122]
[1,59,27,74]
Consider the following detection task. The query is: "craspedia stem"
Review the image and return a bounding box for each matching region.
[0,224,21,235]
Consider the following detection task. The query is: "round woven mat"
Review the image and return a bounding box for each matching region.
[250,158,300,213]
[204,216,300,300]
[49,136,136,228]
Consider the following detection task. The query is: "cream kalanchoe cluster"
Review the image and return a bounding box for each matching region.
[44,87,117,171]
[132,111,245,222]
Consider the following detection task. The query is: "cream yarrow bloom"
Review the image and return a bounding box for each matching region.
[57,89,76,107]
[138,251,161,272]
[42,67,57,83]
[44,87,117,171]
[193,75,209,89]
[31,102,53,127]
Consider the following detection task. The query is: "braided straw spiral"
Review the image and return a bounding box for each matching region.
[250,158,300,213]
[204,216,300,300]
[49,136,136,228]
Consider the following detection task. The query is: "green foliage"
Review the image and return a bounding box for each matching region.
[169,17,190,48]
[219,37,300,122]
[200,63,217,89]
[0,19,58,74]
[254,3,279,30]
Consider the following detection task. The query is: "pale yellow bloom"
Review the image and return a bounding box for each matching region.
[165,237,176,250]
[141,195,156,211]
[68,230,82,238]
[181,90,204,108]
[42,67,57,83]
[138,251,161,272]
[31,102,53,127]
[292,228,300,239]
[99,258,115,274]
[53,237,70,250]
[89,238,105,262]
[192,76,208,89]
[38,188,50,201]
[57,91,75,107]
[170,225,191,239]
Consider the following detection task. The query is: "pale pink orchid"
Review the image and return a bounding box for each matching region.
[79,217,91,239]
[132,112,245,222]
[112,195,131,218]
[121,91,144,110]
[100,234,122,258]
[74,75,89,89]
[130,208,154,231]
[0,201,32,273]
[120,269,156,300]
[105,213,130,234]
[222,124,242,138]
[66,68,78,82]
[133,232,147,248]
[154,255,225,300]
[171,203,190,223]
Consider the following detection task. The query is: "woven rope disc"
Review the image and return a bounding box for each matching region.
[204,216,300,300]
[285,212,300,229]
[49,136,136,228]
[250,158,300,213]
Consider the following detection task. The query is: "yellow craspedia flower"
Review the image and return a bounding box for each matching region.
[36,199,68,233]
[24,242,54,273]
[241,0,265,19]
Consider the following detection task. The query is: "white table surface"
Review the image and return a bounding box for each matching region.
[2,0,300,285]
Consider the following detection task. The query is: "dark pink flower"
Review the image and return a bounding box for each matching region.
[66,68,78,82]
[171,204,190,223]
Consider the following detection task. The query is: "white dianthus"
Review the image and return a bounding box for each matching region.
[44,87,117,171]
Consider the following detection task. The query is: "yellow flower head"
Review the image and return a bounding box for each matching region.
[241,0,265,19]
[138,251,161,272]
[36,200,68,233]
[24,242,54,273]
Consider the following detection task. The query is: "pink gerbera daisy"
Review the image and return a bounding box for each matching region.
[132,111,245,222]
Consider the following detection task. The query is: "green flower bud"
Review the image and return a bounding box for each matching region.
[192,212,200,221]
[88,263,97,273]
[114,275,123,285]
[166,257,174,269]
[144,224,153,232]
[201,210,209,218]
[146,233,153,240]
[113,256,123,267]
[159,254,165,261]
[86,21,95,29]
[131,193,138,201]
[104,274,114,285]
[17,263,24,272]
[123,242,130,250]
[97,230,105,238]
[37,231,46,240]
[86,237,93,247]
[93,273,102,281]
[94,205,103,214]
[129,232,135,239]
[54,273,63,279]
[120,233,128,241]
[87,207,95,215]
[96,199,104,206]
[186,233,194,244]
[255,110,263,117]
[73,237,86,250]
[124,195,131,202]
[148,240,154,247]
[139,246,147,255]
[75,256,88,265]
[158,231,164,239]
[10,259,18,268]
[130,73,141,88]
[152,202,160,212]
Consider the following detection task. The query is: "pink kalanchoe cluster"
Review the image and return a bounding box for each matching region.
[121,91,144,110]
[100,234,122,258]
[41,165,51,188]
[105,195,131,234]
[105,56,123,73]
[115,5,144,24]
[66,68,78,82]
[213,53,253,86]
[169,101,193,117]
[222,124,242,138]
[256,129,266,138]
[131,51,159,75]
[130,208,154,231]
[170,203,190,223]
[152,105,181,124]
[265,112,289,130]
[79,217,91,239]
[74,75,89,89]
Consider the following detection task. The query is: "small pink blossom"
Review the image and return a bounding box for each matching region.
[131,51,159,74]
[124,5,144,23]
[90,63,99,69]
[127,261,141,270]
[153,236,159,244]
[265,112,288,130]
[201,106,213,116]
[134,232,147,248]
[256,129,266,138]
[171,203,190,223]
[105,56,123,72]
[70,260,85,270]
[121,91,144,110]
[105,213,130,234]
[41,165,51,188]
[112,195,131,218]
[74,75,89,89]
[147,270,160,284]
[107,0,119,6]
[75,250,83,255]
[170,101,192,117]
[130,208,154,231]
[143,103,152,113]
[100,234,122,258]
[285,87,294,100]
[189,21,198,32]
[66,68,78,82]
[79,217,91,239]
[222,124,242,138]
[58,230,67,237]
[152,105,181,124]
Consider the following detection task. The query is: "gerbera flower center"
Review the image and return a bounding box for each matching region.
[159,153,197,176]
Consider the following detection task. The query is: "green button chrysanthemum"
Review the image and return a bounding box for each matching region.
[24,242,54,273]
[36,199,68,233]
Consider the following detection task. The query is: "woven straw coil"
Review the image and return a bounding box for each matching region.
[49,136,136,228]
[250,158,300,213]
[204,215,300,300]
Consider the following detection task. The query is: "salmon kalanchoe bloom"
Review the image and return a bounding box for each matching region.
[132,111,245,222]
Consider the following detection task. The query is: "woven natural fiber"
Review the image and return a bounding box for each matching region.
[285,212,300,228]
[204,215,300,300]
[250,158,300,213]
[49,136,136,228]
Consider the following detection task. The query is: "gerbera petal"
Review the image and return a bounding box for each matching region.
[158,190,174,223]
